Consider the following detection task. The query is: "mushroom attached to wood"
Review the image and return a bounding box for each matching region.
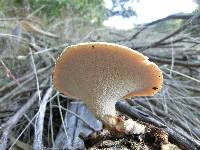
[53,42,163,125]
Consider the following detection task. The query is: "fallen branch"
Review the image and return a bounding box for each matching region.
[0,92,40,150]
[148,55,200,67]
[127,14,194,41]
[128,99,200,138]
[0,76,35,105]
[21,21,59,39]
[0,65,52,93]
[33,87,53,150]
[145,14,194,26]
[116,100,200,150]
[132,13,200,50]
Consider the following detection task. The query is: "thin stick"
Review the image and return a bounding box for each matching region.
[56,94,68,139]
[165,68,200,83]
[33,87,53,150]
[0,76,34,104]
[0,59,20,85]
[148,55,200,67]
[0,128,9,150]
[116,101,200,150]
[0,65,51,92]
[8,114,37,150]
[50,97,55,148]
[27,5,46,18]
[0,33,27,41]
[0,92,40,150]
[30,48,41,102]
[170,38,175,77]
[33,43,69,55]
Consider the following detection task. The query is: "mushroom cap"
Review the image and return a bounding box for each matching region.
[53,42,163,117]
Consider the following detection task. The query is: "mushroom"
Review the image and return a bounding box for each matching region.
[53,42,163,124]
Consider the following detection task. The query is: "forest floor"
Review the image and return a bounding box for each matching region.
[0,12,200,150]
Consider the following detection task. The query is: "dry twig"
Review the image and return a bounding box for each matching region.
[33,87,53,150]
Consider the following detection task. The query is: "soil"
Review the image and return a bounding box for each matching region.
[84,126,180,150]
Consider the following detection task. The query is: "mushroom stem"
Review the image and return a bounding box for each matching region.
[88,97,117,119]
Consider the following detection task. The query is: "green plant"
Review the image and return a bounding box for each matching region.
[0,0,106,24]
[28,0,106,24]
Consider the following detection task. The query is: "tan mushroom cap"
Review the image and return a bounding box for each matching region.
[53,42,163,118]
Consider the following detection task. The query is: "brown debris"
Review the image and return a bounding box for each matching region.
[84,119,171,150]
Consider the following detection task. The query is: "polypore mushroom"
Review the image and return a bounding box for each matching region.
[53,42,163,122]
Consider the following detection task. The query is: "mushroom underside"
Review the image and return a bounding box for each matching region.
[53,43,163,118]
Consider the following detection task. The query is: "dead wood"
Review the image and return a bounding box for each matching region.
[116,100,200,150]
[127,13,196,41]
[0,92,40,150]
[33,87,53,150]
[145,14,194,26]
[148,55,200,67]
[131,13,200,50]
